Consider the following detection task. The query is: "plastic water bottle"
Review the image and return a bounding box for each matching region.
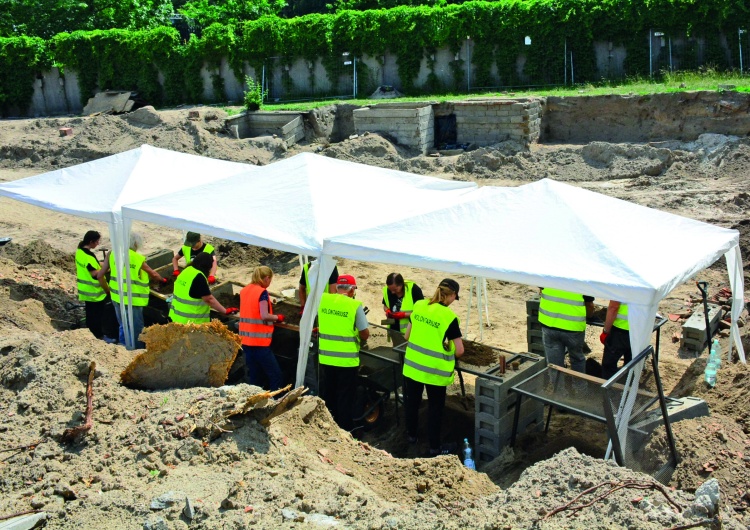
[709,339,722,369]
[704,359,717,387]
[462,438,476,470]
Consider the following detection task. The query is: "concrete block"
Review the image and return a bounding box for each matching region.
[474,355,546,417]
[631,396,709,434]
[527,329,543,346]
[188,110,200,120]
[146,249,174,270]
[527,316,541,331]
[476,406,544,454]
[682,304,723,347]
[59,127,73,137]
[526,297,540,316]
[476,398,544,437]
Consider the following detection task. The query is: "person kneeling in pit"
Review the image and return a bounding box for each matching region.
[169,252,237,324]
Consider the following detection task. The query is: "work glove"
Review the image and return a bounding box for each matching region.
[312,327,319,334]
[225,307,239,316]
[392,311,408,319]
[385,308,393,318]
[160,277,168,285]
[599,332,609,345]
[298,309,304,317]
[172,269,180,277]
[207,275,216,285]
[276,314,285,324]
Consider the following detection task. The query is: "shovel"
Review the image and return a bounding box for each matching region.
[695,281,712,351]
[455,360,469,411]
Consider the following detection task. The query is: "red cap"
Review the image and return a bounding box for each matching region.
[337,274,357,286]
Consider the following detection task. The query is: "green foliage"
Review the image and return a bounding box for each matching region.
[5,0,750,112]
[0,36,51,116]
[53,27,180,106]
[0,0,173,39]
[243,75,266,110]
[179,0,287,28]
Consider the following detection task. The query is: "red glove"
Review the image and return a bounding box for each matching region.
[298,309,304,317]
[385,308,393,317]
[225,307,239,316]
[392,311,408,319]
[600,332,609,345]
[207,275,216,285]
[276,314,285,324]
[312,327,319,334]
[172,269,180,277]
[160,277,168,285]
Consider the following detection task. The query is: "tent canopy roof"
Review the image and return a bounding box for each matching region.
[121,152,477,255]
[324,179,740,306]
[0,144,252,223]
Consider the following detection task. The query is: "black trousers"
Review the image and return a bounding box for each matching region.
[84,299,106,339]
[321,364,358,432]
[601,326,632,380]
[404,376,447,452]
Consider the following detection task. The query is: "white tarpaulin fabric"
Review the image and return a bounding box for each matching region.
[120,152,478,382]
[0,144,253,347]
[324,179,744,361]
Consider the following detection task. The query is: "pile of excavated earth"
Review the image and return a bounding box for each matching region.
[1,94,750,529]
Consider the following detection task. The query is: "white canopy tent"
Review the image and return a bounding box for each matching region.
[323,178,745,454]
[120,152,478,380]
[0,144,255,348]
[325,179,745,364]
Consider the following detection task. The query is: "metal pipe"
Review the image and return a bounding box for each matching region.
[570,52,574,84]
[740,29,745,74]
[564,39,567,85]
[649,29,653,78]
[669,38,673,72]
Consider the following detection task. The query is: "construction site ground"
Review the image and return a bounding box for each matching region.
[1,96,750,529]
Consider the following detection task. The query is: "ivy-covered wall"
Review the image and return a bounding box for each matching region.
[1,0,747,116]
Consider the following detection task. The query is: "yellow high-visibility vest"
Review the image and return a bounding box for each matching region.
[169,267,210,324]
[109,250,149,307]
[75,248,105,302]
[403,300,459,387]
[317,293,362,368]
[382,281,416,333]
[538,288,587,332]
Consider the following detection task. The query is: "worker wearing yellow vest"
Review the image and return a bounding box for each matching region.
[298,260,339,311]
[317,274,369,432]
[172,232,218,284]
[538,288,594,373]
[75,230,111,340]
[403,278,463,456]
[169,252,237,324]
[102,232,167,349]
[239,266,285,391]
[600,301,630,379]
[382,272,424,344]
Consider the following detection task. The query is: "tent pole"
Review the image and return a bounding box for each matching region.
[464,277,475,336]
[477,276,483,342]
[483,278,491,328]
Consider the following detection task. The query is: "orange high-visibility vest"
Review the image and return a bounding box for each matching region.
[239,284,274,347]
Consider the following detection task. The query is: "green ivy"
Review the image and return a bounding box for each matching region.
[5,0,750,111]
[0,36,50,116]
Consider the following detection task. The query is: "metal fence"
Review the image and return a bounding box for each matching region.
[255,29,750,103]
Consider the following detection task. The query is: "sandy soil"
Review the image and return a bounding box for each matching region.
[0,101,749,529]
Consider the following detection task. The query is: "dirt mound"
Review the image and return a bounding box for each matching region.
[0,256,80,331]
[0,239,74,273]
[672,357,750,432]
[321,132,412,168]
[644,414,750,511]
[213,239,297,272]
[0,108,296,171]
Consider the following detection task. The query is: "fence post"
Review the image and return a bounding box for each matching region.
[740,29,746,74]
[649,29,653,78]
[353,56,357,98]
[564,39,567,85]
[261,64,266,103]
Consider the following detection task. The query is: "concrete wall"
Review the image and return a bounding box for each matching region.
[454,99,542,146]
[225,111,305,146]
[353,104,434,154]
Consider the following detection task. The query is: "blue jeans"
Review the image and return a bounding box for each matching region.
[243,345,284,391]
[113,304,145,349]
[542,325,586,373]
